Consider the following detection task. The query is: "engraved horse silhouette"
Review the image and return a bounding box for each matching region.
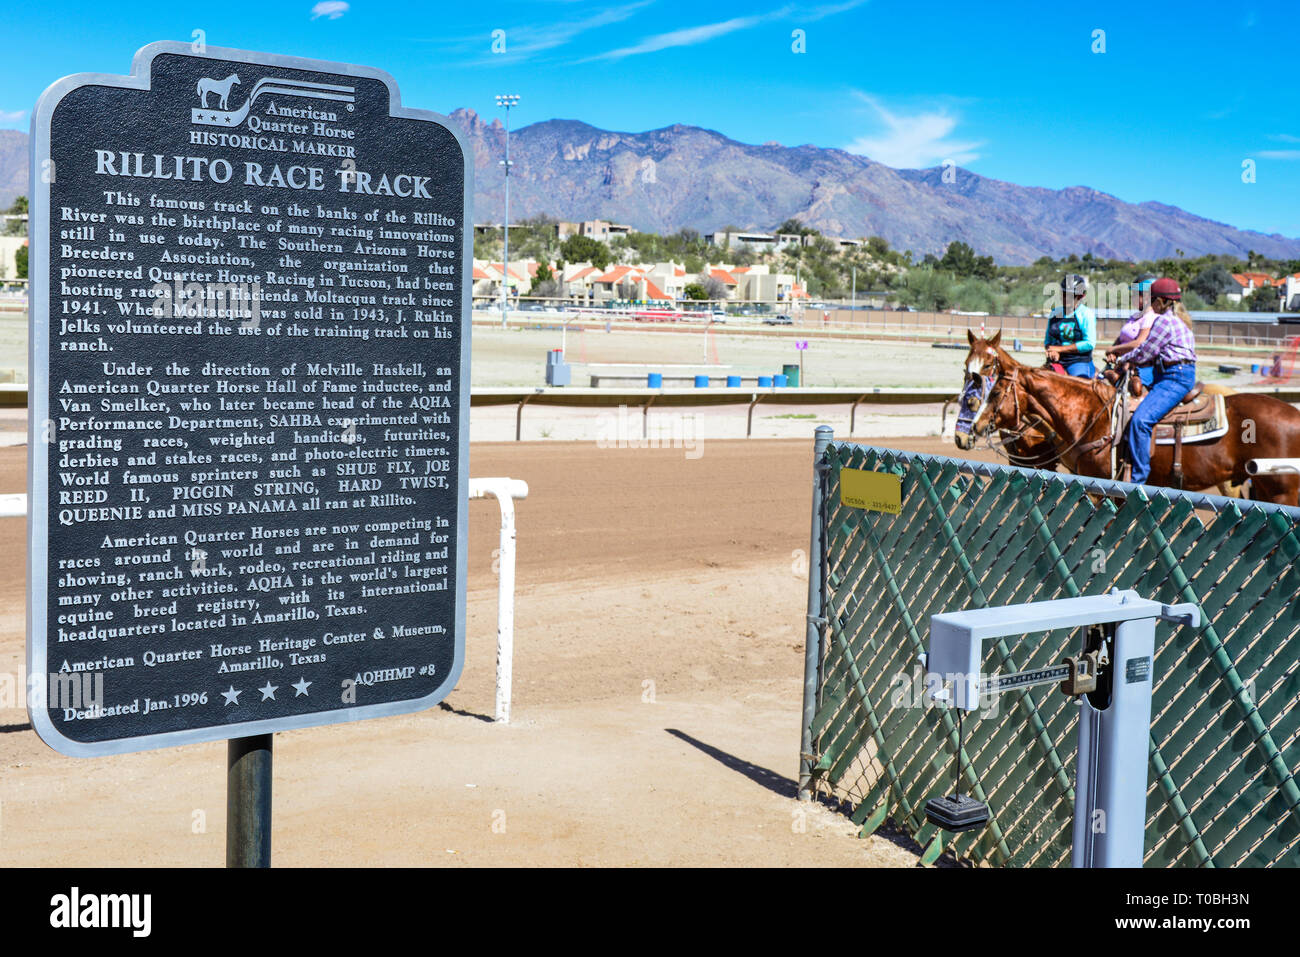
[196,73,242,111]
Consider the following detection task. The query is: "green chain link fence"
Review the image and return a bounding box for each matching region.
[800,429,1300,867]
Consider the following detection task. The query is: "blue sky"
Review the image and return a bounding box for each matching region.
[2,0,1296,239]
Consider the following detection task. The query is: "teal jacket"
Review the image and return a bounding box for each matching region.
[1044,304,1096,354]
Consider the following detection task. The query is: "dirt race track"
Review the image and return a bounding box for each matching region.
[0,435,997,867]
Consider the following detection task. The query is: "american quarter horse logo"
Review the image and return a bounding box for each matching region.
[197,73,241,110]
[191,73,355,128]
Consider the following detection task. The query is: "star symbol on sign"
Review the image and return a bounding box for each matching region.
[258,681,278,701]
[292,677,312,697]
[222,686,241,706]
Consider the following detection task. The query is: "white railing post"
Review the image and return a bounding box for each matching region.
[1246,459,1300,475]
[0,494,27,518]
[467,478,529,722]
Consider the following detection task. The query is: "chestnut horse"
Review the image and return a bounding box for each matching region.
[953,331,1300,505]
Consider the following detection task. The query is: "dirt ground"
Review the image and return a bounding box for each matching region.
[0,433,995,867]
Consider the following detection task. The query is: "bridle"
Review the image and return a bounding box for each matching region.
[967,355,1116,469]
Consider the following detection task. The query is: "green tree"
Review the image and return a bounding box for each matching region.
[939,241,995,280]
[682,283,708,300]
[951,278,997,313]
[1246,284,1280,312]
[3,196,26,236]
[559,235,610,271]
[774,217,818,237]
[15,244,28,279]
[535,260,553,283]
[474,232,500,261]
[1189,264,1235,302]
[901,267,954,312]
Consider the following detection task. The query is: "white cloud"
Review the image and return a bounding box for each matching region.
[574,0,866,62]
[311,1,348,20]
[0,110,25,125]
[510,2,653,56]
[843,94,982,169]
[586,12,782,61]
[1258,150,1300,160]
[802,0,869,21]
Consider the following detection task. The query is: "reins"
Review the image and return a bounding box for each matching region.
[978,360,1117,469]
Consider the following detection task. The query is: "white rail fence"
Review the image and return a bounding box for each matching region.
[0,480,528,723]
[467,478,529,722]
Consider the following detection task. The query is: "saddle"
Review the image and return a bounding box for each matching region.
[1090,373,1230,487]
[1126,386,1226,442]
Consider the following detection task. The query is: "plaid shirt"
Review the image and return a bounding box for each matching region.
[1124,308,1197,367]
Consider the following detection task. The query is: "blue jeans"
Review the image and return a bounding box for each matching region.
[1135,365,1154,387]
[1063,356,1096,379]
[1128,363,1196,484]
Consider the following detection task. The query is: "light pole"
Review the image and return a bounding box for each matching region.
[496,94,520,328]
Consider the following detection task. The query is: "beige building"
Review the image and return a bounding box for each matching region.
[0,236,27,281]
[711,263,808,303]
[472,260,532,299]
[556,220,634,243]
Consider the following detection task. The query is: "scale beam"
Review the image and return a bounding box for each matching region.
[923,589,1201,868]
[979,664,1070,697]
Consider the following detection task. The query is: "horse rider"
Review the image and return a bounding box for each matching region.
[1105,275,1158,387]
[1115,277,1198,484]
[1044,274,1097,378]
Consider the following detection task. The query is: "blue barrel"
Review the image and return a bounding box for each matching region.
[757,375,773,387]
[726,375,741,387]
[647,373,663,388]
[694,375,710,388]
[1251,364,1260,374]
[774,374,789,387]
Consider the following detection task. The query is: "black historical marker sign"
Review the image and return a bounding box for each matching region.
[27,43,472,755]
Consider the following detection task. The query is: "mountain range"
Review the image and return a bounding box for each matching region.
[4,114,1298,265]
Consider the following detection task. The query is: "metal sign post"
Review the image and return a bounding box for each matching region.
[28,42,472,866]
[227,734,273,867]
[924,590,1200,867]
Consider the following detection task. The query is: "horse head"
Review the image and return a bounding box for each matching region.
[954,329,1011,449]
[229,73,241,86]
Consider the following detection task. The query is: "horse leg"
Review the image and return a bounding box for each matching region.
[1248,475,1300,506]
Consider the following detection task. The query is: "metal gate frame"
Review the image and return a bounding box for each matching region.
[800,426,1300,867]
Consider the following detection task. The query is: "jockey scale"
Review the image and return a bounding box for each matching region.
[920,590,1200,867]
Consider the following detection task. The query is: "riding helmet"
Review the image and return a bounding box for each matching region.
[1060,274,1089,297]
[1150,277,1182,301]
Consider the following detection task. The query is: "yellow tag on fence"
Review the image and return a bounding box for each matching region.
[839,468,902,514]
